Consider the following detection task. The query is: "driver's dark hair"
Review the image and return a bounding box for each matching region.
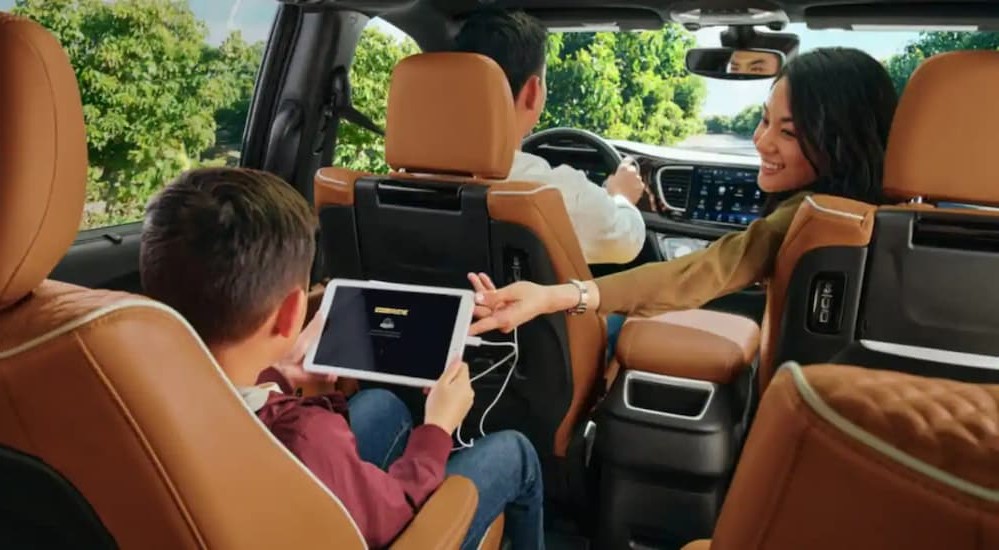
[763,47,898,213]
[453,9,548,98]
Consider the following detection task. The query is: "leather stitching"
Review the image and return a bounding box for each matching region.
[74,315,208,548]
[754,379,810,548]
[798,370,999,511]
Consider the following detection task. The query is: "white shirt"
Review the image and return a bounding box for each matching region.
[507,151,646,264]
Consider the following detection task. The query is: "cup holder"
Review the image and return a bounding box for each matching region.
[623,370,715,421]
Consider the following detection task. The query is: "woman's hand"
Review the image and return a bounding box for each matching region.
[467,272,583,335]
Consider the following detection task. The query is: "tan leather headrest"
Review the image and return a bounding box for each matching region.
[0,14,87,309]
[385,52,518,179]
[884,50,999,205]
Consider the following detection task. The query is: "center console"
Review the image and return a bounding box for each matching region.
[592,310,761,549]
[656,165,766,229]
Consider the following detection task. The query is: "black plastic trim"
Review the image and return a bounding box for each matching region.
[0,444,116,549]
[860,210,999,357]
[642,212,731,240]
[775,245,868,369]
[596,374,739,477]
[54,223,144,292]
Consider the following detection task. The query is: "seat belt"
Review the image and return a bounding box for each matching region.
[339,103,383,136]
[330,66,383,137]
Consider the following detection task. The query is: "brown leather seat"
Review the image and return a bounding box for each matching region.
[0,14,498,549]
[760,50,999,390]
[683,362,999,550]
[314,52,605,500]
[683,46,999,550]
[315,53,762,488]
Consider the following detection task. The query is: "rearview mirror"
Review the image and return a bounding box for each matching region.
[685,47,784,80]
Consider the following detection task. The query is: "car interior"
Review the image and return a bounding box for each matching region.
[2,0,999,548]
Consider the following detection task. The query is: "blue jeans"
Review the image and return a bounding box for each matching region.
[606,313,626,363]
[349,389,545,549]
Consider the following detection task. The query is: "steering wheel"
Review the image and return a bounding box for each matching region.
[520,127,665,272]
[521,127,622,181]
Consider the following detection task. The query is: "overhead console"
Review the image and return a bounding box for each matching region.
[655,164,768,229]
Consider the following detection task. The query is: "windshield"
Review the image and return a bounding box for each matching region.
[539,26,999,157]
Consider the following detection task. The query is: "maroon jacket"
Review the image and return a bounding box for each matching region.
[252,368,452,548]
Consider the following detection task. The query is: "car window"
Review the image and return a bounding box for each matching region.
[4,0,277,230]
[333,19,419,173]
[540,25,999,157]
[542,28,706,148]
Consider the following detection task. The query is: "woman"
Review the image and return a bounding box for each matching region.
[468,47,898,335]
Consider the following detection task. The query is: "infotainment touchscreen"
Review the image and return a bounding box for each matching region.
[687,167,766,227]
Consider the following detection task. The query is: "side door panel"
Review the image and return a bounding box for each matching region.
[52,226,143,292]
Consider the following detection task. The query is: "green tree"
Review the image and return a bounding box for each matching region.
[542,32,627,137]
[612,28,706,143]
[540,27,705,145]
[730,104,762,137]
[331,28,419,173]
[705,115,732,134]
[208,33,266,163]
[702,106,758,137]
[884,32,999,93]
[13,0,262,228]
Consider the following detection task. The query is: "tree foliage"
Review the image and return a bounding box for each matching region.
[883,32,999,94]
[704,104,762,137]
[331,28,419,173]
[541,28,706,144]
[16,0,999,233]
[13,0,262,228]
[332,26,705,174]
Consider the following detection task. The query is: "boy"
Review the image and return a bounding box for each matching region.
[454,9,647,265]
[140,167,544,549]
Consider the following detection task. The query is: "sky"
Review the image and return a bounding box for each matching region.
[2,0,921,116]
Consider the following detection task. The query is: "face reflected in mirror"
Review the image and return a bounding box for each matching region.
[727,50,781,76]
[685,47,784,81]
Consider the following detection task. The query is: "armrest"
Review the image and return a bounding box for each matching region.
[616,309,760,384]
[390,475,478,550]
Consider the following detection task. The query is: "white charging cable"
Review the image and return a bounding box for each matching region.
[452,329,519,450]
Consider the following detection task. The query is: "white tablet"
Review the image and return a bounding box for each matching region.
[304,279,475,388]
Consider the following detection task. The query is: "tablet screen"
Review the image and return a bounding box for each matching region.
[313,285,462,380]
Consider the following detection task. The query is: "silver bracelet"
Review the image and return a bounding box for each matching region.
[566,279,588,315]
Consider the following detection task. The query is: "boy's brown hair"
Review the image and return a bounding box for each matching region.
[140,168,317,345]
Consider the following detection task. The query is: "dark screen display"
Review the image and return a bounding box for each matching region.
[313,286,461,380]
[688,167,766,226]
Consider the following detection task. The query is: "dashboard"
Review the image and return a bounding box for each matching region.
[655,164,765,227]
[610,140,766,233]
[527,137,765,258]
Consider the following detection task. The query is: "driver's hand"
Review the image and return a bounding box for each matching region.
[605,160,644,205]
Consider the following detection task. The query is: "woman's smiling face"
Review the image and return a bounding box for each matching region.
[752,77,817,193]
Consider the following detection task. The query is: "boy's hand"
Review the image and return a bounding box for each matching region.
[272,313,337,390]
[424,358,474,435]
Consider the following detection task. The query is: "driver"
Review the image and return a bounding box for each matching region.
[727,49,780,76]
[454,9,646,265]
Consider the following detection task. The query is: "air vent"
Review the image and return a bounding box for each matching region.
[655,166,693,212]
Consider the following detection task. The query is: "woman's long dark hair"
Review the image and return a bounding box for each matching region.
[763,47,898,213]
